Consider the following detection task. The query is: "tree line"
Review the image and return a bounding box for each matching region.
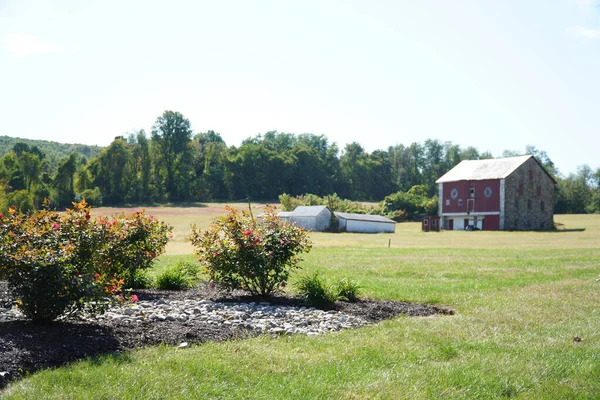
[1,110,598,214]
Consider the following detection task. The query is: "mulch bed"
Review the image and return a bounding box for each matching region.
[0,282,453,390]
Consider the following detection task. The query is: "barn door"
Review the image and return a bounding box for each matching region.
[467,198,475,213]
[449,219,454,230]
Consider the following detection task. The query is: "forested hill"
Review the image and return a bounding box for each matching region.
[0,135,103,173]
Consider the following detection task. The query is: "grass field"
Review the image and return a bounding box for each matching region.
[3,206,600,399]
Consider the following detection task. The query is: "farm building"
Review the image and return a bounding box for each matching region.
[436,155,556,231]
[334,212,396,233]
[422,216,440,232]
[279,205,332,231]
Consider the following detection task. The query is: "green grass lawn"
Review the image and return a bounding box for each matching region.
[3,210,600,399]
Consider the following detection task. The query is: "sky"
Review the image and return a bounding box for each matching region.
[0,0,599,176]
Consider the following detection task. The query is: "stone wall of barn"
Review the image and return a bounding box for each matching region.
[503,157,555,230]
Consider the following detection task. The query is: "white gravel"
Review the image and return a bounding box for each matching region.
[0,298,370,336]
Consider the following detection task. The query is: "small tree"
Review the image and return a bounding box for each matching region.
[189,205,312,296]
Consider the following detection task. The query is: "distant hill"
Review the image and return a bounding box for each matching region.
[0,135,104,173]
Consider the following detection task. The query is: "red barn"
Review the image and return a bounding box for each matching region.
[436,155,556,231]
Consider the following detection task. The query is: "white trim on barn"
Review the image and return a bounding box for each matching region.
[499,179,506,230]
[441,212,500,216]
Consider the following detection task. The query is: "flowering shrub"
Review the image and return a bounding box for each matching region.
[0,200,171,322]
[93,211,171,288]
[189,205,312,296]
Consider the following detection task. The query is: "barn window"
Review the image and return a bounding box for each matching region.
[424,219,428,225]
[470,187,475,198]
[527,199,532,210]
[446,199,450,206]
[536,186,541,197]
[519,183,524,195]
[458,199,463,206]
[529,169,534,180]
[541,201,545,212]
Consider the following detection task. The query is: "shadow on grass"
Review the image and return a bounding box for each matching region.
[548,228,586,233]
[0,321,122,390]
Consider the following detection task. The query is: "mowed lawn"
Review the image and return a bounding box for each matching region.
[3,207,600,399]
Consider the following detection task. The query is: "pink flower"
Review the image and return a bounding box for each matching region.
[244,229,252,236]
[94,273,101,279]
[52,223,60,230]
[136,211,141,215]
[281,282,286,287]
[0,213,3,219]
[169,234,174,239]
[249,271,255,276]
[253,238,260,244]
[85,213,91,220]
[152,253,157,259]
[131,294,139,303]
[210,283,215,289]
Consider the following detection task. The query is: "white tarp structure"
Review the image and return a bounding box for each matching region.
[334,212,396,233]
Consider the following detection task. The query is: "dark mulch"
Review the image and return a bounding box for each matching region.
[0,282,453,390]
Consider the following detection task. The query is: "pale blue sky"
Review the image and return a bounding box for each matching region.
[1,0,598,175]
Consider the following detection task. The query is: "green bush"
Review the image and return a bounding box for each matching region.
[336,278,361,302]
[278,193,382,215]
[295,272,339,308]
[128,269,153,289]
[75,187,103,207]
[0,200,172,322]
[382,190,438,221]
[155,266,190,290]
[189,205,312,297]
[296,273,362,307]
[0,189,34,214]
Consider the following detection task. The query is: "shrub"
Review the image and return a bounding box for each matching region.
[189,205,312,296]
[382,191,438,221]
[94,210,172,289]
[155,266,190,290]
[295,272,338,308]
[0,202,106,322]
[336,278,361,302]
[0,200,172,322]
[278,193,382,215]
[75,187,103,207]
[128,269,153,289]
[296,273,362,307]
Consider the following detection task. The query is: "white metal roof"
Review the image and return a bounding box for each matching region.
[334,212,396,224]
[291,206,330,217]
[435,155,532,183]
